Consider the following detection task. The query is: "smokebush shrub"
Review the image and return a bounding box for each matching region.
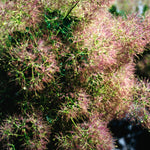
[0,0,150,149]
[0,112,50,150]
[57,114,115,150]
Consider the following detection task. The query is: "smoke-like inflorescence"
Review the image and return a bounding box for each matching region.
[0,0,150,149]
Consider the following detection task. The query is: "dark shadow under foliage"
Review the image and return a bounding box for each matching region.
[108,119,150,150]
[135,43,150,80]
[0,69,21,119]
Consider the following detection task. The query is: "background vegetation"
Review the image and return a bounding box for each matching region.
[0,0,150,149]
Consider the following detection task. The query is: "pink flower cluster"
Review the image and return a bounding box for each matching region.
[7,38,59,91]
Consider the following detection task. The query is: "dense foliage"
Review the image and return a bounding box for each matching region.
[0,0,150,149]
